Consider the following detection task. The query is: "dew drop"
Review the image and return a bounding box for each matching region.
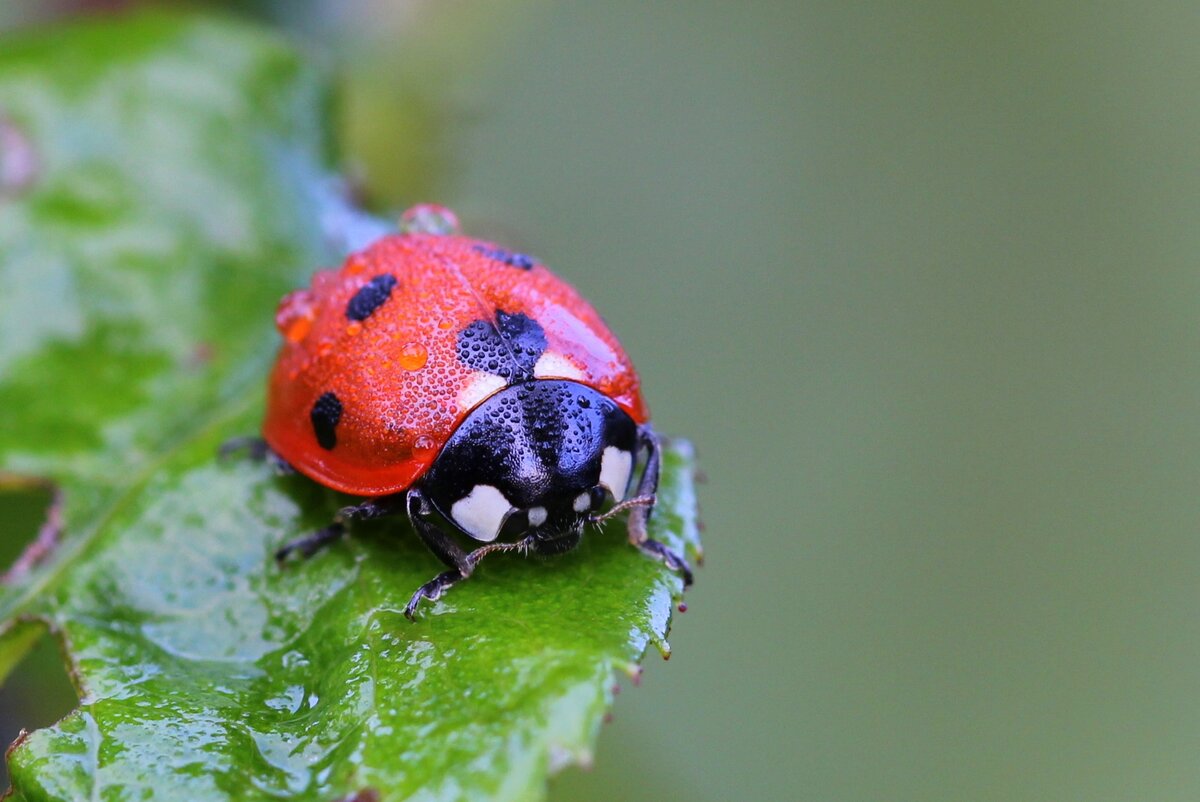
[275,289,317,343]
[398,342,428,370]
[317,340,334,357]
[346,320,363,336]
[438,318,455,330]
[400,204,461,236]
[344,254,368,275]
[413,435,438,462]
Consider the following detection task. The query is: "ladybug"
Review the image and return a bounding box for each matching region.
[238,205,692,619]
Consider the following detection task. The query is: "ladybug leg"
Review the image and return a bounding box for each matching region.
[275,495,404,561]
[406,488,470,569]
[403,537,538,621]
[218,436,295,475]
[627,425,694,586]
[404,487,471,620]
[404,487,537,620]
[218,436,265,460]
[275,524,345,561]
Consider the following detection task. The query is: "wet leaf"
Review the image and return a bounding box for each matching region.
[0,11,700,802]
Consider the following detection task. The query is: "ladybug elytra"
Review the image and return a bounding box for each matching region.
[238,205,692,619]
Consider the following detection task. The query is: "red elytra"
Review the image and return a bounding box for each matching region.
[262,231,648,497]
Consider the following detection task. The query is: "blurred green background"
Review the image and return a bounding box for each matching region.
[4,1,1200,800]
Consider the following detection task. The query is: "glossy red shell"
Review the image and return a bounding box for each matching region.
[262,233,648,497]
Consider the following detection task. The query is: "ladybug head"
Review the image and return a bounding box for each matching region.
[420,380,638,553]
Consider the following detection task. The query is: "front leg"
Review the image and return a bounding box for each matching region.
[403,536,537,620]
[276,495,404,561]
[627,425,694,586]
[218,436,295,475]
[404,487,536,619]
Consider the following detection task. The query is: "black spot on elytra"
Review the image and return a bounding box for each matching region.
[345,274,398,321]
[311,392,343,450]
[472,245,536,271]
[456,310,547,382]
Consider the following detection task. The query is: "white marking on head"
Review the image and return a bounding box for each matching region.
[599,447,633,502]
[450,484,514,542]
[573,492,592,513]
[457,372,507,412]
[534,351,586,381]
[528,506,548,527]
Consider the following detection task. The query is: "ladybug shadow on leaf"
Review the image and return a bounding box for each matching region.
[264,469,428,570]
[261,464,644,620]
[215,422,691,632]
[266,463,635,591]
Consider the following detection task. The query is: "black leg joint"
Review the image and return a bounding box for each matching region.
[276,522,346,562]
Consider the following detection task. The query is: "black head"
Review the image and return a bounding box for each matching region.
[420,380,639,553]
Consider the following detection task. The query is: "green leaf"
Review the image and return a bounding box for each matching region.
[0,11,700,802]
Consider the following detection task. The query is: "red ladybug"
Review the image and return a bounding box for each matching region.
[242,205,692,619]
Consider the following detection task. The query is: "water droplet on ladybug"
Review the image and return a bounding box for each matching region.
[438,318,455,330]
[344,254,368,275]
[413,434,438,461]
[311,268,338,293]
[398,342,428,370]
[275,289,317,343]
[317,340,334,357]
[346,320,363,336]
[399,204,461,236]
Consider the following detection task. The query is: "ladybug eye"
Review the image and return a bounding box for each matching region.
[587,486,609,510]
[498,509,527,539]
